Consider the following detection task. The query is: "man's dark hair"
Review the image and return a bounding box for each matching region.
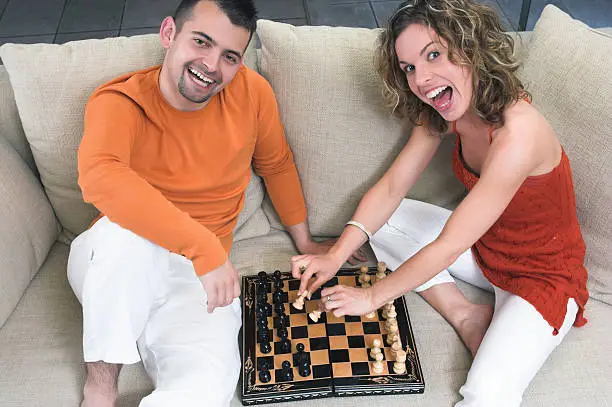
[173,0,258,35]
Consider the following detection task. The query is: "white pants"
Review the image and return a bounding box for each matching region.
[370,199,578,407]
[67,217,242,407]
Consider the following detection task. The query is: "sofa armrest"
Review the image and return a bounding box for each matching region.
[0,135,60,328]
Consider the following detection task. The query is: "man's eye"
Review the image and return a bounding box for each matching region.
[225,55,238,64]
[194,38,209,47]
[428,51,440,60]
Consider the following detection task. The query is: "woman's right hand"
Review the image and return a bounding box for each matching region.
[291,253,343,297]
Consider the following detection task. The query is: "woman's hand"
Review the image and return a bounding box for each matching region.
[320,284,377,317]
[291,253,342,296]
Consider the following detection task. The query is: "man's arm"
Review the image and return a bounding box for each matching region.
[79,91,238,311]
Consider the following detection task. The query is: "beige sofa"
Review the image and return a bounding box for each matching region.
[1,5,611,407]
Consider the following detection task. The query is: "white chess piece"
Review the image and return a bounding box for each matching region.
[369,339,382,358]
[308,309,322,323]
[393,350,407,374]
[372,352,385,374]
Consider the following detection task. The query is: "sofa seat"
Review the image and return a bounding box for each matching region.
[1,234,611,407]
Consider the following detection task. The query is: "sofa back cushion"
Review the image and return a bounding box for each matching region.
[0,135,60,328]
[519,5,612,305]
[0,34,264,242]
[256,21,466,236]
[0,66,35,173]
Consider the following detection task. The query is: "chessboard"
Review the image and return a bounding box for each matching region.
[239,263,424,405]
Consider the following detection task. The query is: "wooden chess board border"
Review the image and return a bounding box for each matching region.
[239,268,425,405]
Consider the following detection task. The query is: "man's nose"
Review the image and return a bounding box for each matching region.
[201,50,222,73]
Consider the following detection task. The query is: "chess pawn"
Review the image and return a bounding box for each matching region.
[386,323,400,345]
[361,274,371,287]
[372,351,385,374]
[365,310,376,319]
[376,262,386,280]
[358,265,368,283]
[393,350,407,375]
[369,339,382,359]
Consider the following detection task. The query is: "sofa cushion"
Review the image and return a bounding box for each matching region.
[255,21,466,236]
[0,34,263,243]
[519,5,612,305]
[2,237,611,406]
[0,135,60,328]
[0,65,36,173]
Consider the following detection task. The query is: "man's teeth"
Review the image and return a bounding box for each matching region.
[426,86,449,99]
[189,68,213,84]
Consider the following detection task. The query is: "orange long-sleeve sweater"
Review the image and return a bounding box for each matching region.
[78,65,307,276]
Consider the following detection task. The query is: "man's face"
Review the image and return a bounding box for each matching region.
[161,1,251,109]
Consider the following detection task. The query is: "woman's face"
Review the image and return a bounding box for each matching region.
[395,23,473,122]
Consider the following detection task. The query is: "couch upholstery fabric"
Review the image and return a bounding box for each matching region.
[256,21,467,236]
[519,5,612,305]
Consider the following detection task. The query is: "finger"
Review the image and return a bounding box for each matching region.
[225,279,236,306]
[333,307,347,318]
[291,256,310,279]
[207,285,219,313]
[355,249,368,262]
[324,297,347,311]
[233,278,241,298]
[298,265,316,295]
[291,254,309,263]
[320,285,342,298]
[308,275,332,298]
[346,256,359,266]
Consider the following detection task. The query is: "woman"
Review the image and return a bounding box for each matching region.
[290,1,589,405]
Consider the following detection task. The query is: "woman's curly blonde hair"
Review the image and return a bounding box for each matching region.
[376,0,529,134]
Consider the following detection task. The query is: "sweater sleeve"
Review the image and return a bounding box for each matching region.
[78,91,227,276]
[251,76,307,226]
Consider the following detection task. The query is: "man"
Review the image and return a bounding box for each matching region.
[67,1,364,406]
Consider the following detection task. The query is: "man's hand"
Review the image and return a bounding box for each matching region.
[198,259,240,313]
[297,238,367,265]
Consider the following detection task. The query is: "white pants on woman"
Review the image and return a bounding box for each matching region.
[370,199,578,407]
[67,216,242,407]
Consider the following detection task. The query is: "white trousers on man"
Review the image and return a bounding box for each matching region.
[67,216,241,407]
[370,199,578,407]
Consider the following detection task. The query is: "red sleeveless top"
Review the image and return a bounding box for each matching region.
[451,121,589,335]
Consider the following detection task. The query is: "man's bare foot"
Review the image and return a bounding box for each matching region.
[456,304,494,357]
[80,362,120,407]
[81,386,116,407]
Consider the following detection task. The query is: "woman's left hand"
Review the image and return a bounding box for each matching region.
[320,284,376,317]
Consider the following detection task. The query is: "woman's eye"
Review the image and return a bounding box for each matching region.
[404,65,415,74]
[427,51,440,60]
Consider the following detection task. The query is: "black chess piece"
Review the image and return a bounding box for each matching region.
[273,277,284,290]
[259,361,272,383]
[281,360,293,381]
[258,271,268,281]
[260,340,271,354]
[273,270,282,281]
[278,313,290,329]
[273,288,283,304]
[278,329,291,353]
[274,301,285,315]
[298,360,311,377]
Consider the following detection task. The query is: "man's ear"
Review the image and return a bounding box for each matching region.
[160,16,177,49]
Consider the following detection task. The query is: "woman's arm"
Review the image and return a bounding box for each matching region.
[323,116,545,315]
[293,124,443,294]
